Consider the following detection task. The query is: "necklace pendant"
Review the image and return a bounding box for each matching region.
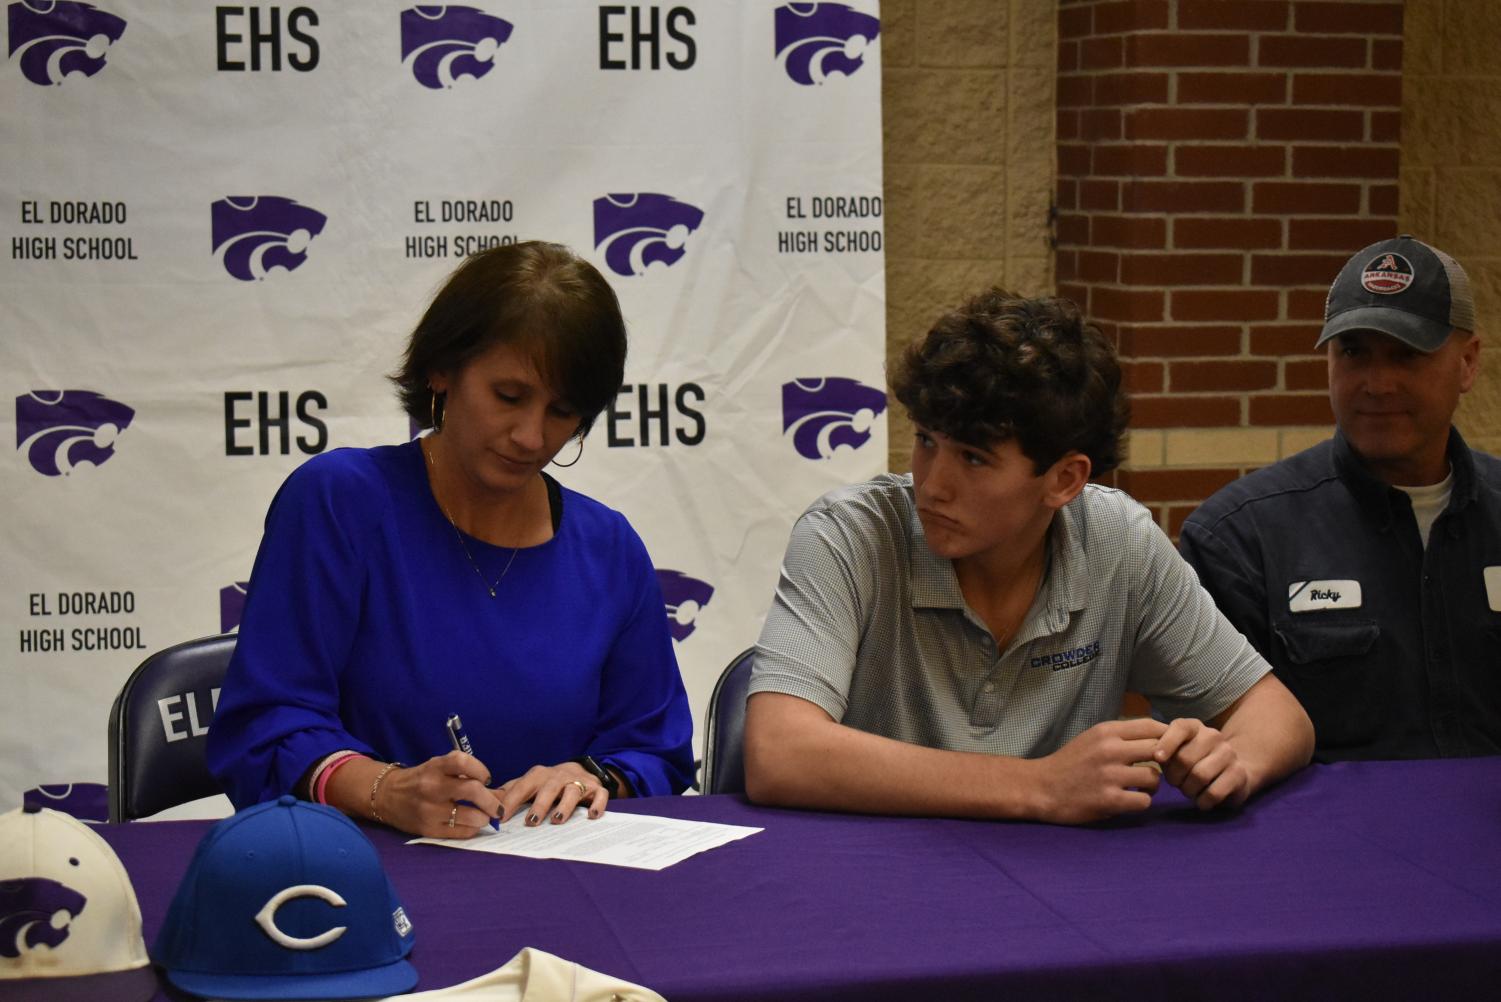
[431,442,521,599]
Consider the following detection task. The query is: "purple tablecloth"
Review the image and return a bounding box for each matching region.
[102,758,1501,1000]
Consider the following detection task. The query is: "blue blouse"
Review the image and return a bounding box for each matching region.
[206,441,694,808]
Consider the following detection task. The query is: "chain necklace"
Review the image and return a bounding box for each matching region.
[424,439,519,598]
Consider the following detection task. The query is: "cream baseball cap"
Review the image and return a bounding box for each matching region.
[0,805,158,1001]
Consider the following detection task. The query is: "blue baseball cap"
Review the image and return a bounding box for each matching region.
[152,796,417,1000]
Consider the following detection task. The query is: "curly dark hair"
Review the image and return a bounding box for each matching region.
[890,289,1129,476]
[391,241,626,437]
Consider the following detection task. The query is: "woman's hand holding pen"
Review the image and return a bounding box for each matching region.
[496,762,612,827]
[440,716,615,832]
[367,751,503,839]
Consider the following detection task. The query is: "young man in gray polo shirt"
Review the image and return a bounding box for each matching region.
[745,290,1313,824]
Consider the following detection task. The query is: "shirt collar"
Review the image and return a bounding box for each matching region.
[1043,494,1090,617]
[1445,426,1481,509]
[907,498,966,610]
[1333,425,1478,529]
[905,486,1091,625]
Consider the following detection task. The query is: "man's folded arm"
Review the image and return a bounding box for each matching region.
[1212,672,1315,794]
[744,691,1169,824]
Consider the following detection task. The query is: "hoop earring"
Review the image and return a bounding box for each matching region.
[429,392,445,433]
[552,435,584,468]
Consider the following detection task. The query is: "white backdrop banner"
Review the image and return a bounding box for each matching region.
[0,0,886,808]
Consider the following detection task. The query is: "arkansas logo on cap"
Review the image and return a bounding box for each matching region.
[1360,252,1414,295]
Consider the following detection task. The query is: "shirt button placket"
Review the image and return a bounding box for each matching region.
[1420,552,1460,755]
[972,631,1004,727]
[973,678,1001,728]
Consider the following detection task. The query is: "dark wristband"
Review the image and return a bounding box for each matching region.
[571,755,620,797]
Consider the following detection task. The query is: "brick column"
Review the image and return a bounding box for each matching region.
[1056,0,1404,534]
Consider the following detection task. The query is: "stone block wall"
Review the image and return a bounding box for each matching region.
[1401,0,1501,454]
[881,0,1058,472]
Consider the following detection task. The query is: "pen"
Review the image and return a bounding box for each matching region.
[445,712,474,755]
[446,712,499,831]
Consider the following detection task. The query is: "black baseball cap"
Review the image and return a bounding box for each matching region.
[1316,235,1476,352]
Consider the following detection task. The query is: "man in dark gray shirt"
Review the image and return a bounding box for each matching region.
[1181,236,1501,760]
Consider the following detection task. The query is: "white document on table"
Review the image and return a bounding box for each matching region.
[407,810,761,870]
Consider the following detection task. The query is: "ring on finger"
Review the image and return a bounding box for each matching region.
[447,804,458,829]
[570,779,589,797]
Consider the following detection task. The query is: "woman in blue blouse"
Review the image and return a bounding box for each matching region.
[206,242,694,838]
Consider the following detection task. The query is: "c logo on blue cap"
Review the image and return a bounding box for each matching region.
[253,884,348,950]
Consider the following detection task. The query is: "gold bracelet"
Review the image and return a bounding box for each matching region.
[369,761,402,823]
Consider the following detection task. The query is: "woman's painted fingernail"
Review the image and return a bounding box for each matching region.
[589,808,601,819]
[551,811,563,823]
[526,813,539,826]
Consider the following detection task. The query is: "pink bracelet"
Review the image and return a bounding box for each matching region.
[305,749,356,800]
[314,752,364,804]
[303,750,347,800]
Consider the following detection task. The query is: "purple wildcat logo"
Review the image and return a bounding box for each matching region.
[593,193,704,277]
[8,0,127,86]
[774,3,880,86]
[657,570,714,642]
[400,6,513,89]
[16,390,135,476]
[782,378,887,459]
[0,877,87,958]
[211,196,327,282]
[219,582,249,633]
[22,783,108,822]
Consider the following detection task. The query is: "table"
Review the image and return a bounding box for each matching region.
[101,758,1501,1000]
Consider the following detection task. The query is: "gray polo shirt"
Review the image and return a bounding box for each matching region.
[751,474,1270,757]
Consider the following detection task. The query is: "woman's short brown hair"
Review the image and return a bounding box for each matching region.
[890,289,1129,476]
[391,241,626,437]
